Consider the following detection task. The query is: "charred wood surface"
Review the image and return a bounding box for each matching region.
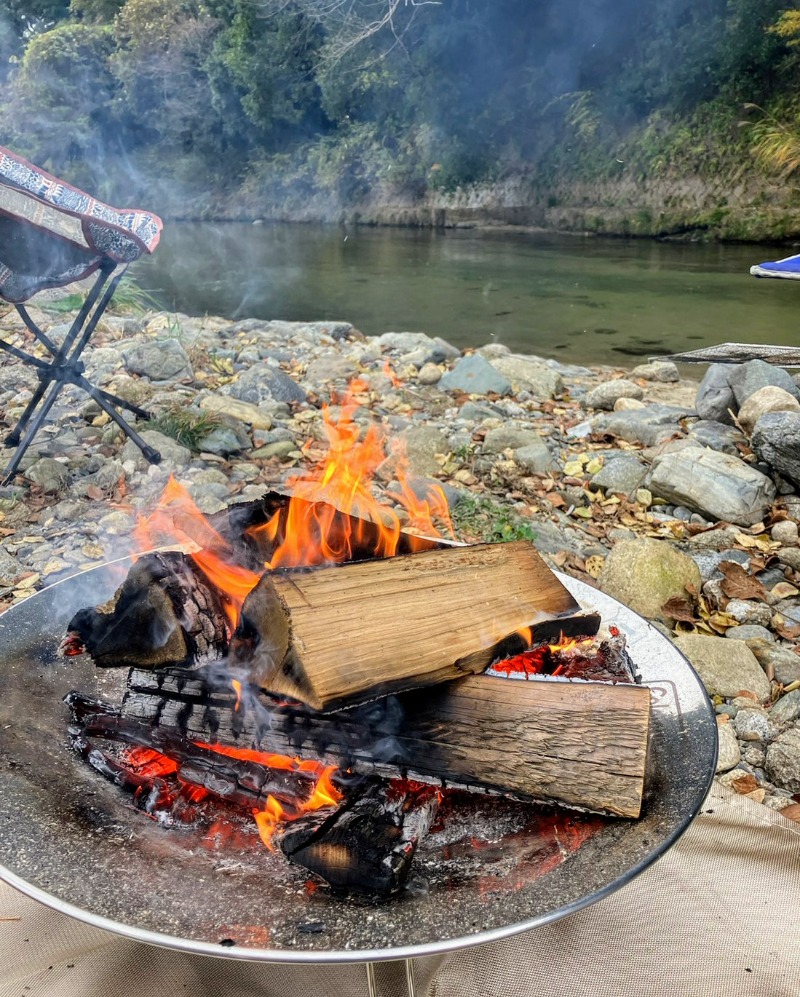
[277,779,440,895]
[123,668,651,818]
[62,553,228,669]
[229,540,593,711]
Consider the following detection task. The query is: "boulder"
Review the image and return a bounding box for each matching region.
[230,364,306,405]
[589,454,648,496]
[487,355,563,399]
[25,457,69,495]
[695,364,735,424]
[304,355,358,385]
[482,426,545,455]
[439,355,512,396]
[686,420,747,456]
[751,411,800,488]
[729,359,800,407]
[597,538,701,623]
[591,405,692,446]
[737,386,800,435]
[646,448,776,527]
[629,360,680,382]
[397,426,449,477]
[672,633,772,701]
[513,440,558,474]
[197,395,272,430]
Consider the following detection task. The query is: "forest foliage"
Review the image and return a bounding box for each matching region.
[1,0,800,215]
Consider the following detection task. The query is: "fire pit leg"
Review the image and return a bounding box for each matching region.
[364,959,416,996]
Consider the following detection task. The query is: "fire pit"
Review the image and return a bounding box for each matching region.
[0,556,716,963]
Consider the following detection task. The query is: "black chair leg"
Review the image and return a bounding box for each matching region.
[5,376,51,447]
[94,387,151,422]
[1,380,65,484]
[79,375,161,467]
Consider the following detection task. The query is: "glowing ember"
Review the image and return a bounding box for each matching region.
[253,766,342,852]
[492,633,593,678]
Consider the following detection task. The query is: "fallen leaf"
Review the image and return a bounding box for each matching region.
[770,582,800,600]
[774,621,800,640]
[571,505,593,519]
[662,595,697,623]
[719,561,768,601]
[584,554,605,578]
[85,485,105,501]
[729,773,759,795]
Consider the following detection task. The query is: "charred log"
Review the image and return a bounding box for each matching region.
[277,779,440,895]
[61,552,228,669]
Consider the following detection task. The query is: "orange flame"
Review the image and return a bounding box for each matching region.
[251,388,453,569]
[253,765,342,851]
[133,476,261,630]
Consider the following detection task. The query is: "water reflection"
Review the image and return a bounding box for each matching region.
[136,223,797,365]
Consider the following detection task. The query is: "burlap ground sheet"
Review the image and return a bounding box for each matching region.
[1,783,798,997]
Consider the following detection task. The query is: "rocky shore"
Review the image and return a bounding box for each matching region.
[2,301,800,821]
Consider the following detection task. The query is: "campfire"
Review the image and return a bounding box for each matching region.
[60,390,650,896]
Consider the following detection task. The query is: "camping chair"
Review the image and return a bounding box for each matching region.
[0,144,163,484]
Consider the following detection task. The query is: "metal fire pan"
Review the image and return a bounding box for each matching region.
[0,557,717,964]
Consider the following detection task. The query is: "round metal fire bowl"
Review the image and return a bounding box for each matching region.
[0,558,717,963]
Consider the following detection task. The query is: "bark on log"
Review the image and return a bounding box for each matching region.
[658,343,800,367]
[122,668,651,818]
[277,778,440,895]
[229,540,596,711]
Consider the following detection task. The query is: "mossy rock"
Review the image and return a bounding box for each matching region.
[597,538,701,623]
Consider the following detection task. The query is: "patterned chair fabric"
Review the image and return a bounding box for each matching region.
[0,145,162,303]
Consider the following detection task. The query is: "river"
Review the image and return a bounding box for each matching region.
[136,223,800,367]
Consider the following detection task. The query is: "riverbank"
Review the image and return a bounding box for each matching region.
[1,303,800,816]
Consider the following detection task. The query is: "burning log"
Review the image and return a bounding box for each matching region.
[277,778,440,895]
[228,540,599,711]
[121,666,651,818]
[61,552,228,669]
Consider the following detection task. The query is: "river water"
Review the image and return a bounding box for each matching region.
[137,223,800,366]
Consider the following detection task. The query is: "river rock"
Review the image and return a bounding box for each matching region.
[724,599,773,628]
[597,538,701,623]
[729,359,800,407]
[376,332,459,360]
[230,364,306,405]
[751,411,800,488]
[304,355,358,385]
[439,355,512,396]
[672,633,772,701]
[732,708,778,742]
[487,355,563,399]
[589,454,648,496]
[695,364,735,424]
[772,520,799,546]
[417,363,443,385]
[646,448,776,527]
[482,426,545,455]
[591,405,692,446]
[197,395,272,430]
[613,397,646,411]
[737,385,800,436]
[771,690,800,725]
[195,422,248,457]
[25,457,69,495]
[513,440,558,473]
[123,338,193,381]
[716,722,741,773]
[689,548,750,583]
[583,379,644,411]
[686,420,747,456]
[397,426,449,477]
[0,546,22,585]
[765,729,800,792]
[630,360,680,382]
[121,430,191,471]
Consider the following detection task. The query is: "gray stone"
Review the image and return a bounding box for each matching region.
[304,355,358,384]
[121,430,191,471]
[737,386,800,435]
[689,549,750,583]
[398,426,450,477]
[716,722,741,773]
[417,363,443,385]
[376,332,459,358]
[459,401,503,421]
[195,424,247,457]
[613,397,646,412]
[772,520,799,546]
[589,455,648,496]
[482,426,544,455]
[725,625,773,642]
[439,355,512,396]
[751,411,800,488]
[251,440,297,460]
[488,355,563,399]
[583,379,644,411]
[724,599,773,628]
[197,395,272,430]
[646,449,776,527]
[514,441,558,474]
[686,420,747,456]
[230,364,307,405]
[729,359,800,407]
[778,548,800,572]
[597,538,701,623]
[123,338,193,381]
[0,545,22,585]
[732,708,778,742]
[765,728,800,792]
[695,364,735,424]
[25,457,69,495]
[746,640,800,687]
[771,690,800,725]
[629,360,680,382]
[591,405,693,446]
[672,633,772,701]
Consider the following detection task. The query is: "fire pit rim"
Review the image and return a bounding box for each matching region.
[0,555,717,964]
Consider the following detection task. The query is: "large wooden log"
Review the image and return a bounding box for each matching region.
[229,540,597,711]
[122,668,651,818]
[658,342,800,367]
